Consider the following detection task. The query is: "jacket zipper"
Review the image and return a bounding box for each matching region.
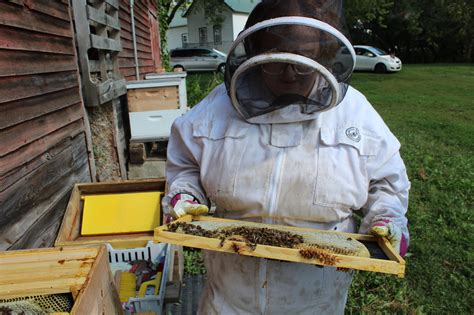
[267,149,285,224]
[259,148,285,314]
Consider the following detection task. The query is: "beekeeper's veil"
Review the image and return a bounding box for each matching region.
[224,0,355,123]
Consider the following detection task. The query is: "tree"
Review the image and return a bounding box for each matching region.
[344,0,474,62]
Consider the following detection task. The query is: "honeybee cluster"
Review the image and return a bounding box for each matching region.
[299,248,339,265]
[166,222,304,249]
[166,221,355,265]
[167,221,215,237]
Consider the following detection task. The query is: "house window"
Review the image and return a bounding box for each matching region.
[181,33,188,47]
[199,27,207,45]
[213,25,222,45]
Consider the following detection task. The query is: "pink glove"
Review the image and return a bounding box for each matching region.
[169,193,209,218]
[370,220,408,257]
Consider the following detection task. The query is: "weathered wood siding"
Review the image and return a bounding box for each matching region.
[119,0,162,81]
[0,0,91,250]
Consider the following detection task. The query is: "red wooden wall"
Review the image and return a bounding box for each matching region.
[119,0,162,81]
[0,0,91,250]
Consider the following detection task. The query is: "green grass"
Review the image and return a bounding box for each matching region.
[185,65,474,313]
[186,72,224,107]
[347,65,474,314]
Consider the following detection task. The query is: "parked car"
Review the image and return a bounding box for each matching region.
[353,45,402,73]
[170,48,227,73]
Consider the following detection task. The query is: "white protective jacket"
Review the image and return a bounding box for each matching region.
[164,84,410,315]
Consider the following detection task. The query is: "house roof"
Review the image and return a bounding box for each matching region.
[183,0,260,17]
[224,0,260,14]
[169,9,187,28]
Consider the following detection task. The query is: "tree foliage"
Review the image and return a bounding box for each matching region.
[345,0,474,62]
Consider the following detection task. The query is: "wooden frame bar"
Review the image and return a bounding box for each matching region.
[155,215,406,278]
[0,246,122,314]
[55,179,165,249]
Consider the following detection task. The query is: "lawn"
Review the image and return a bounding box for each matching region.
[185,64,474,314]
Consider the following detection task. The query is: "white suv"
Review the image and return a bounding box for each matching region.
[353,45,402,73]
[170,48,227,73]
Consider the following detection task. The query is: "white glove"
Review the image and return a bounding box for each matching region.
[370,220,408,257]
[169,193,209,218]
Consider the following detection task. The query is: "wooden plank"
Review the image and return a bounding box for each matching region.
[120,29,153,48]
[154,215,406,277]
[6,0,24,5]
[0,119,84,178]
[134,30,153,44]
[0,2,73,37]
[112,98,127,179]
[0,131,87,192]
[119,65,155,79]
[0,87,81,129]
[133,7,150,29]
[0,71,78,104]
[132,12,152,35]
[119,0,130,14]
[107,15,121,31]
[0,49,76,77]
[0,157,88,251]
[0,278,88,299]
[148,8,161,72]
[0,103,84,156]
[90,33,122,51]
[58,185,83,244]
[25,0,71,22]
[87,4,108,26]
[0,267,92,285]
[76,179,165,194]
[119,6,150,35]
[97,79,127,104]
[118,57,154,68]
[119,49,154,60]
[378,236,405,264]
[106,0,120,10]
[119,46,147,55]
[121,40,152,54]
[0,246,99,262]
[8,178,83,250]
[0,25,74,54]
[0,135,90,249]
[0,259,94,272]
[73,247,123,315]
[128,86,180,112]
[87,5,120,31]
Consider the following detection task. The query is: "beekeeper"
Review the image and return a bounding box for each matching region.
[163,0,410,314]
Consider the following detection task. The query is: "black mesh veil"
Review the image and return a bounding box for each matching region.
[224,1,355,121]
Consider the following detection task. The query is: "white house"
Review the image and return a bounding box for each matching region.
[167,0,260,53]
[167,9,188,51]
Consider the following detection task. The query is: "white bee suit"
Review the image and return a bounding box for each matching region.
[164,84,410,314]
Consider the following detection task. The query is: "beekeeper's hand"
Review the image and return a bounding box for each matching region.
[169,193,209,218]
[370,220,408,257]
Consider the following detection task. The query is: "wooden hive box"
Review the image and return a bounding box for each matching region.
[155,215,406,278]
[0,246,122,314]
[127,73,188,142]
[55,179,166,249]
